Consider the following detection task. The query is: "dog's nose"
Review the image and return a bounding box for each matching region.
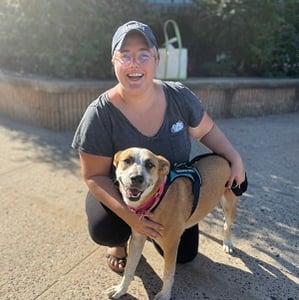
[130,175,144,185]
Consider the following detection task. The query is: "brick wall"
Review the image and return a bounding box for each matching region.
[0,71,298,131]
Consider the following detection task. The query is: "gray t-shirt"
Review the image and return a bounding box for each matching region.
[72,81,204,165]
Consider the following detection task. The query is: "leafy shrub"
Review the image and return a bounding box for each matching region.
[0,0,151,78]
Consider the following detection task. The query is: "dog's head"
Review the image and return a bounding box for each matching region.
[113,147,170,207]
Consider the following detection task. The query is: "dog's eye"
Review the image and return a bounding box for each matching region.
[123,158,133,165]
[145,160,154,170]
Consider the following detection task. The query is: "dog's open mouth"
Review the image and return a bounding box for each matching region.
[126,188,143,201]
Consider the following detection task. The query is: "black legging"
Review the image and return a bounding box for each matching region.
[85,191,199,263]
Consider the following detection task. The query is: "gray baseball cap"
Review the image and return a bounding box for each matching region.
[111,21,158,55]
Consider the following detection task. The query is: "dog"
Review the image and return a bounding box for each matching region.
[107,147,238,300]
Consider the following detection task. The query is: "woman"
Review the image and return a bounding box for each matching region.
[72,21,246,273]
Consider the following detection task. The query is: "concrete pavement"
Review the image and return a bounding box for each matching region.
[0,113,298,300]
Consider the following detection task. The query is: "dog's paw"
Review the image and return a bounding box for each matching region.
[106,285,127,299]
[223,240,234,254]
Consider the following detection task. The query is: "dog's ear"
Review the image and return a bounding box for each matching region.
[158,156,170,175]
[113,151,122,168]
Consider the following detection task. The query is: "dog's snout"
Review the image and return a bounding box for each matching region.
[130,175,144,185]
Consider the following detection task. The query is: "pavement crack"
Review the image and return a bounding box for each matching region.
[33,247,99,300]
[0,162,34,177]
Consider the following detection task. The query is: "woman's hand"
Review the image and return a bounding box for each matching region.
[126,212,164,239]
[226,155,246,189]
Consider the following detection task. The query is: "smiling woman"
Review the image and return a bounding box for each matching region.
[111,27,159,94]
[72,20,246,275]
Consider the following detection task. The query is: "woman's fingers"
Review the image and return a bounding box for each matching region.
[138,216,164,238]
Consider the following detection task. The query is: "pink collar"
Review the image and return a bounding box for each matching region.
[128,176,166,217]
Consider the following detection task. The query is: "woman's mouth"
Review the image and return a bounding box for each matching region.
[127,73,143,80]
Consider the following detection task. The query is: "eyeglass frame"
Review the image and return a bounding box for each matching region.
[113,49,158,67]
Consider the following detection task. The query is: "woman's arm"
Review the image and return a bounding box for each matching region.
[189,112,245,188]
[79,151,164,238]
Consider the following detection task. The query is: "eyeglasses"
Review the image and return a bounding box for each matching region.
[114,52,155,67]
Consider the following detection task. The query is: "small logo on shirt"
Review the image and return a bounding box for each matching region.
[171,121,184,133]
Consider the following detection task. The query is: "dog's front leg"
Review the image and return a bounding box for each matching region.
[107,231,146,299]
[154,242,179,300]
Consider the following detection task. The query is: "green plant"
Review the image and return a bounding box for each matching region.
[162,0,299,77]
[0,0,150,78]
[0,0,298,78]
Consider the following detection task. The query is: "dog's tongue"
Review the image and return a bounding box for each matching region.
[126,188,142,200]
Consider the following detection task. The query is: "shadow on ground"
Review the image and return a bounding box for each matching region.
[0,116,78,172]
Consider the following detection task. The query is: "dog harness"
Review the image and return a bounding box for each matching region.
[165,162,202,216]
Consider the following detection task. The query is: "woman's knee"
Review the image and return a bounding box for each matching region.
[87,219,131,247]
[85,192,131,246]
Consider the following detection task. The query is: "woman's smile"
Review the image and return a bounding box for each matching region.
[127,72,144,80]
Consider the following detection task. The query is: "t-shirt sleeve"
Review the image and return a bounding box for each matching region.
[71,100,114,157]
[172,82,205,127]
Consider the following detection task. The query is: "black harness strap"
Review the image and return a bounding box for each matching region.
[168,162,202,216]
[152,161,202,217]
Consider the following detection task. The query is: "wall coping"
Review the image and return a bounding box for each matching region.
[1,69,298,94]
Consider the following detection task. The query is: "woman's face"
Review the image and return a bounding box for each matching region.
[112,32,159,93]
